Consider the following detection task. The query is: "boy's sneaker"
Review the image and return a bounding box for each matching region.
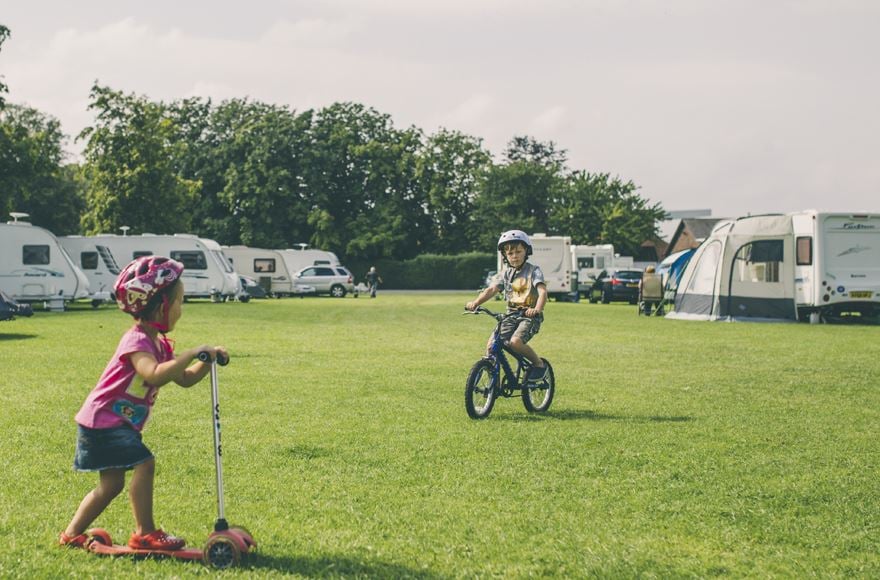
[59,532,89,548]
[128,529,185,551]
[527,365,547,382]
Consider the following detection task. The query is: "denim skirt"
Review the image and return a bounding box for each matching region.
[73,424,153,472]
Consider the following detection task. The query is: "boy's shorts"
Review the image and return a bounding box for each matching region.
[498,312,543,344]
[73,424,154,472]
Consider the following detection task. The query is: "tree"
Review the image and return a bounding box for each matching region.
[0,25,9,108]
[417,129,492,254]
[470,136,567,250]
[79,84,199,235]
[303,102,428,260]
[0,104,84,233]
[550,170,664,255]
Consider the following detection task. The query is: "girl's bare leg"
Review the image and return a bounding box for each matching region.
[129,458,157,535]
[64,469,126,536]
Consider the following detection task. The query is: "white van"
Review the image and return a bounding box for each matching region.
[792,211,880,320]
[222,246,295,296]
[0,217,90,304]
[58,236,123,304]
[497,233,578,301]
[76,234,241,300]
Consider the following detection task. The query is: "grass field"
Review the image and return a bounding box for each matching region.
[0,293,878,578]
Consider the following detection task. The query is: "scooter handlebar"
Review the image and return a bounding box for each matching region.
[198,351,230,366]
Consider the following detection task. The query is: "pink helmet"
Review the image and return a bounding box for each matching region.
[114,256,184,318]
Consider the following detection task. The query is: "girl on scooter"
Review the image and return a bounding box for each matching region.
[60,256,227,551]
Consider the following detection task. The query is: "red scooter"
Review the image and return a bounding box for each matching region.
[87,352,256,569]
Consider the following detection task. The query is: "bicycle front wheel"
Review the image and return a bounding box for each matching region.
[522,359,555,413]
[465,359,497,419]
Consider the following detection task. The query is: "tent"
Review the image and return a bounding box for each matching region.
[667,215,798,321]
[655,249,695,313]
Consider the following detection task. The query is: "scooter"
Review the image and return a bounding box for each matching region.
[86,351,256,569]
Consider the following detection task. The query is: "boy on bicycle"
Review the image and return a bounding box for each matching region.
[466,230,548,381]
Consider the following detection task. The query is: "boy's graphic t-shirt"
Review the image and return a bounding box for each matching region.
[493,262,545,310]
[75,326,173,432]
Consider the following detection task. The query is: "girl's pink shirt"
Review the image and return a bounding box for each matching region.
[74,326,173,432]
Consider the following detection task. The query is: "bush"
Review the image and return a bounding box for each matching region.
[347,253,495,290]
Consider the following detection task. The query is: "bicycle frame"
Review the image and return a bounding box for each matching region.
[473,308,535,397]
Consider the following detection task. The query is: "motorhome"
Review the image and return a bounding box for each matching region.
[669,211,880,323]
[222,246,296,296]
[58,236,124,304]
[0,216,90,304]
[571,244,635,295]
[73,234,241,300]
[497,233,578,301]
[792,211,880,321]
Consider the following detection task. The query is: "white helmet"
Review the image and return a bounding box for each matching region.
[497,230,532,256]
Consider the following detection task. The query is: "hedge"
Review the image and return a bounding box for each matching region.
[346,253,496,290]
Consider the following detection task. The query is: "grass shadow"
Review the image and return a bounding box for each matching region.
[495,409,694,423]
[246,552,447,578]
[284,444,330,460]
[0,333,38,341]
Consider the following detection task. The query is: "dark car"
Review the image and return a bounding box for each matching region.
[589,269,643,304]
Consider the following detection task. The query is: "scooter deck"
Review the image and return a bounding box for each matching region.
[89,541,204,561]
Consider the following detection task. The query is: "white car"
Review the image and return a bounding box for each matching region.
[293,265,355,297]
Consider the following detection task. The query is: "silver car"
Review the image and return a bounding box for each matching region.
[294,265,355,297]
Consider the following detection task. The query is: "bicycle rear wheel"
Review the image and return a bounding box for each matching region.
[522,359,555,413]
[465,359,497,419]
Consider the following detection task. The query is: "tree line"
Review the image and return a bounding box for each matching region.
[1,28,664,262]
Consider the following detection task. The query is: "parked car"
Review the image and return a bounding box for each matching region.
[293,265,355,297]
[590,269,643,304]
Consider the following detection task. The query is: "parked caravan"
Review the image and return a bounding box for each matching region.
[571,244,635,296]
[78,234,241,299]
[0,217,90,304]
[59,236,124,304]
[498,233,578,301]
[791,211,880,321]
[279,246,341,275]
[668,211,880,322]
[222,246,295,296]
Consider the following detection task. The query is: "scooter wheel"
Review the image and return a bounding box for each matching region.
[204,535,240,569]
[87,528,112,546]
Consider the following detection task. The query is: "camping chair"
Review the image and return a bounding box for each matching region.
[638,272,663,316]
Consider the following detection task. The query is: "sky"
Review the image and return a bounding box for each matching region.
[2,0,879,219]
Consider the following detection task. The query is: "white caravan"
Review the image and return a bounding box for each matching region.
[669,211,880,322]
[222,246,296,296]
[0,218,90,303]
[279,246,341,276]
[58,236,124,304]
[497,233,578,301]
[571,244,635,294]
[791,211,880,320]
[77,234,241,299]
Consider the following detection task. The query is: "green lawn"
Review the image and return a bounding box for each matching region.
[1,294,878,578]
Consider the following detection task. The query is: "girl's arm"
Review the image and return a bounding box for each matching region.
[130,345,228,389]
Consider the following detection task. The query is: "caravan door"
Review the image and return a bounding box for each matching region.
[725,238,797,320]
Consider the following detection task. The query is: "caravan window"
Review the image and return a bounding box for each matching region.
[23,245,50,265]
[687,241,721,294]
[133,251,153,259]
[171,251,208,270]
[254,259,276,273]
[578,258,594,269]
[796,237,812,266]
[733,240,783,283]
[81,252,99,270]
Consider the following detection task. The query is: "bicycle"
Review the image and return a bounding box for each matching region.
[462,307,555,419]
